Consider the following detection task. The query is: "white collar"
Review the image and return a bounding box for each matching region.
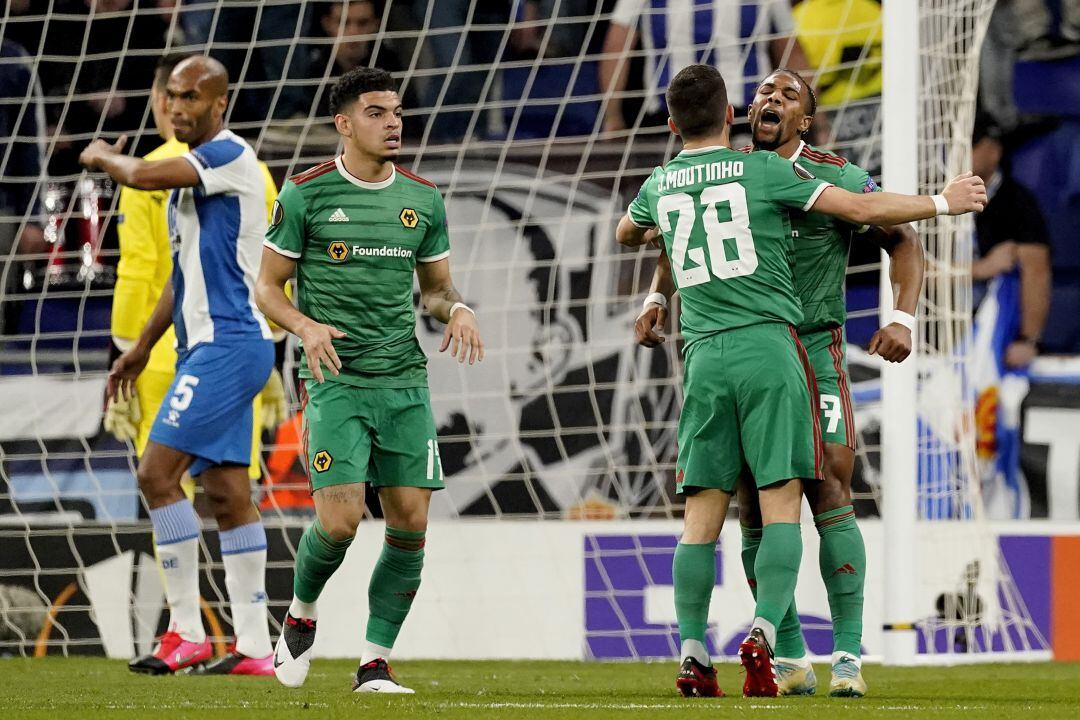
[679,144,729,156]
[787,140,807,162]
[335,156,396,189]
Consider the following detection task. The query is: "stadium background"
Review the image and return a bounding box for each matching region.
[0,0,1078,664]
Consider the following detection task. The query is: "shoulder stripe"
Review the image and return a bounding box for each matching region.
[290,159,336,185]
[738,145,753,154]
[801,148,848,167]
[395,164,436,188]
[804,154,847,168]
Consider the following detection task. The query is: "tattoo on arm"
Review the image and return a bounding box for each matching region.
[433,285,463,305]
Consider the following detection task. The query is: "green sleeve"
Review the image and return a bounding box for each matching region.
[627,171,658,227]
[834,161,880,233]
[836,161,878,195]
[263,180,307,258]
[417,189,451,262]
[765,153,833,212]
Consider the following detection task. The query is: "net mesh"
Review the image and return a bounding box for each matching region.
[0,0,1047,661]
[905,0,1048,660]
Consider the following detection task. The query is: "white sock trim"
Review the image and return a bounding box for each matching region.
[289,596,317,621]
[360,642,394,665]
[752,617,777,651]
[679,638,710,666]
[832,650,862,667]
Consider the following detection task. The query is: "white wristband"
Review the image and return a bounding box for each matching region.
[643,292,668,309]
[891,310,916,331]
[449,302,474,318]
[931,194,950,216]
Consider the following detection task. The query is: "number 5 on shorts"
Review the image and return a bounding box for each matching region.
[820,393,842,435]
[170,374,200,411]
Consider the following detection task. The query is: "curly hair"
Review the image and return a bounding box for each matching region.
[328,66,397,117]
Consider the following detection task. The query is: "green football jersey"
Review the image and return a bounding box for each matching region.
[785,143,880,332]
[628,145,832,344]
[265,158,450,389]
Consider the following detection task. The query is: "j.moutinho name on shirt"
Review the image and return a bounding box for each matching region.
[658,160,745,192]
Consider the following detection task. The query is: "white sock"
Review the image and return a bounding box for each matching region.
[832,650,862,667]
[680,638,710,666]
[289,596,317,621]
[223,548,272,657]
[752,616,777,651]
[157,537,205,643]
[360,641,393,664]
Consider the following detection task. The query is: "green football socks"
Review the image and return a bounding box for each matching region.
[366,526,426,648]
[815,505,865,658]
[672,542,716,657]
[741,525,806,658]
[293,518,353,604]
[751,522,802,648]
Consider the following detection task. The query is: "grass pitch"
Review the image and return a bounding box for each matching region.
[3,658,1078,720]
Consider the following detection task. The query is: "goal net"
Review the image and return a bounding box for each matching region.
[0,0,1049,663]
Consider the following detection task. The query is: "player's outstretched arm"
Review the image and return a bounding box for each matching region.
[811,172,987,227]
[107,282,174,402]
[416,258,483,365]
[79,135,199,191]
[255,247,345,383]
[866,223,925,363]
[637,247,675,348]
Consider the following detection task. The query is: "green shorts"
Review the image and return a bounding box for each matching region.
[799,326,856,450]
[676,323,823,494]
[301,381,445,492]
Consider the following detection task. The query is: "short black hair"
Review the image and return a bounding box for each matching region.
[666,64,729,140]
[154,52,195,90]
[328,66,397,116]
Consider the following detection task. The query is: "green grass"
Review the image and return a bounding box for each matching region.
[2,659,1078,720]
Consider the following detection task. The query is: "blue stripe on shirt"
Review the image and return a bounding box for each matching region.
[741,3,761,105]
[189,138,244,170]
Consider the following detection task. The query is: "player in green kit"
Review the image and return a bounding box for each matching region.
[616,64,985,697]
[255,68,483,694]
[637,69,925,698]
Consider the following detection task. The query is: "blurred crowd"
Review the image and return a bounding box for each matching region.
[1,0,1079,352]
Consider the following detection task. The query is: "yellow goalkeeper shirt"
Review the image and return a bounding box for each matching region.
[792,0,882,105]
[112,137,278,373]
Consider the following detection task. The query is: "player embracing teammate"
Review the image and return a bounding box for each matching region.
[618,64,985,698]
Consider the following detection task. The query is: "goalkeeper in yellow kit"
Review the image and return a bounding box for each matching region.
[106,52,287,483]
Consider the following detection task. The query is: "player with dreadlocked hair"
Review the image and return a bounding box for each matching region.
[636,68,927,697]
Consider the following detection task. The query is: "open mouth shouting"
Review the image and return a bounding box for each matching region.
[757,107,783,131]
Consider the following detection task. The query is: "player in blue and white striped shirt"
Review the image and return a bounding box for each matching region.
[80,56,274,677]
[600,0,812,134]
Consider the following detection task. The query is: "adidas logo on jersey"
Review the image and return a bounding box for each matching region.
[328,208,350,222]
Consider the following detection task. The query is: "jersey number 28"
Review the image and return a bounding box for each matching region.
[657,184,758,287]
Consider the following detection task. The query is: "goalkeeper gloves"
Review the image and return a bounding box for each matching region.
[104,390,141,443]
[259,368,288,431]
